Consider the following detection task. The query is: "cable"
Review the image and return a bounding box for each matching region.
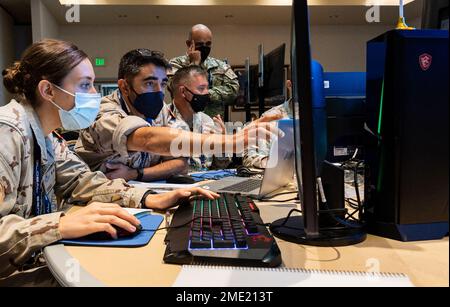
[353,160,364,209]
[258,197,299,203]
[316,177,364,229]
[322,202,365,229]
[141,215,270,233]
[258,191,299,200]
[346,198,360,210]
[270,209,303,229]
[141,191,364,235]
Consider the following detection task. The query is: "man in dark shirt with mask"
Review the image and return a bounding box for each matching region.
[155,66,231,171]
[169,24,240,117]
[75,49,188,182]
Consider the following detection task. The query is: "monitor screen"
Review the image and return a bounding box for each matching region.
[422,0,449,29]
[249,64,259,103]
[289,0,318,235]
[263,44,286,99]
[269,0,366,247]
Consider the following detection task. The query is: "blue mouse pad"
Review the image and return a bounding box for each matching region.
[59,212,164,248]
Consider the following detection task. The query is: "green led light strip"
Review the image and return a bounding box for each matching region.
[378,79,385,135]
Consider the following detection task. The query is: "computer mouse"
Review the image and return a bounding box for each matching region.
[166,174,196,184]
[237,166,264,178]
[84,223,143,241]
[115,223,143,238]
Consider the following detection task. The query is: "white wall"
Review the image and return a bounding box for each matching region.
[31,0,59,42]
[311,24,393,72]
[0,7,15,106]
[59,23,394,81]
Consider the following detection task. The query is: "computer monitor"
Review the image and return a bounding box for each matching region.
[269,0,366,246]
[249,64,259,103]
[422,0,449,30]
[263,44,286,98]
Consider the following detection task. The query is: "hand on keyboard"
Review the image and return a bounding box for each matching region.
[163,193,282,267]
[143,187,220,211]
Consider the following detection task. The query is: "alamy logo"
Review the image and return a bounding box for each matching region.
[65,4,80,23]
[366,5,380,23]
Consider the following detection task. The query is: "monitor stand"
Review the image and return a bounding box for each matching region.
[270,216,367,247]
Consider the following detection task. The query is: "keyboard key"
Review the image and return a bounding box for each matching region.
[188,193,263,249]
[246,224,259,234]
[165,192,281,266]
[202,230,213,240]
[213,239,235,248]
[191,230,201,238]
[190,240,211,249]
[236,239,248,248]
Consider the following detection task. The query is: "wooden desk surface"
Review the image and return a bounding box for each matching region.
[58,199,449,287]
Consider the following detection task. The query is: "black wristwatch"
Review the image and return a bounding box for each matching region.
[136,168,144,182]
[141,190,158,209]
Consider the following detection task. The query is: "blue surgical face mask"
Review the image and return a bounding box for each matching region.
[130,88,165,122]
[50,84,101,131]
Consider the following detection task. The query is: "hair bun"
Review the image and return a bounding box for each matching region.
[2,62,25,95]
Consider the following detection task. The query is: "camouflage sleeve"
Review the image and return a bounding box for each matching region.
[243,140,271,169]
[210,156,232,170]
[53,137,148,208]
[168,57,185,74]
[209,66,240,105]
[0,212,64,278]
[78,112,149,158]
[198,114,232,169]
[0,129,63,278]
[0,142,20,213]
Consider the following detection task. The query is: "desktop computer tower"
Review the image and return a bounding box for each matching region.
[364,30,449,241]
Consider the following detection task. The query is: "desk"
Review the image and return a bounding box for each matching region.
[44,196,449,287]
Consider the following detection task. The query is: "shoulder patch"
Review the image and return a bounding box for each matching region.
[225,68,238,80]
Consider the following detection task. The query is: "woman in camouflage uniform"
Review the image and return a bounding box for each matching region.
[0,39,220,284]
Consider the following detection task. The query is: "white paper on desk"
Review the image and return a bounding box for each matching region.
[128,181,199,193]
[124,208,153,215]
[173,265,414,287]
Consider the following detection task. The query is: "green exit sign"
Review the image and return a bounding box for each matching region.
[95,58,106,67]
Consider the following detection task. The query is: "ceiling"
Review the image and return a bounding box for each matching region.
[0,0,423,26]
[58,0,415,5]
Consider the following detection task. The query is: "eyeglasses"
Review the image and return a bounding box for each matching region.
[134,48,165,59]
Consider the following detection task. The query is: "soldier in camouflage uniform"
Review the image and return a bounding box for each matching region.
[155,66,231,171]
[243,99,293,169]
[169,24,239,116]
[75,49,188,182]
[0,40,218,285]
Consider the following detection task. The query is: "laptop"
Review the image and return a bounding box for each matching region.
[200,119,295,199]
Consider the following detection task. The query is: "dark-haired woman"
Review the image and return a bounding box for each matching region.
[0,39,222,285]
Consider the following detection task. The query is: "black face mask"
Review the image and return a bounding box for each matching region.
[130,88,164,122]
[184,87,210,113]
[196,46,211,63]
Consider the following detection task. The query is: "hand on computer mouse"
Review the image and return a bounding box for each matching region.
[82,223,143,241]
[59,202,141,240]
[143,187,220,211]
